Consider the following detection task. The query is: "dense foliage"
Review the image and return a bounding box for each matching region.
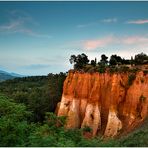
[69,53,89,70]
[0,81,148,146]
[135,52,148,65]
[0,73,66,122]
[0,94,31,146]
[70,52,148,73]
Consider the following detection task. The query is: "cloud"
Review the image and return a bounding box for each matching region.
[0,9,51,38]
[81,35,148,51]
[127,19,148,24]
[122,36,148,44]
[0,21,21,30]
[101,18,117,23]
[8,9,37,25]
[12,28,52,38]
[83,36,114,50]
[77,18,117,28]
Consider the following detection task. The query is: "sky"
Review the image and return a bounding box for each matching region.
[0,1,148,75]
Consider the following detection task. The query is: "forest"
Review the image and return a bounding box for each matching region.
[0,53,148,146]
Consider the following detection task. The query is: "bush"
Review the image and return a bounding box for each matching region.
[129,67,139,73]
[82,126,92,132]
[98,65,106,73]
[143,70,148,75]
[118,66,129,73]
[109,66,118,74]
[128,74,136,86]
[28,113,82,147]
[118,130,148,146]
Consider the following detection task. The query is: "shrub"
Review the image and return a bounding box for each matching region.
[118,66,129,73]
[109,66,118,74]
[128,74,136,86]
[143,70,148,75]
[82,126,92,132]
[129,68,139,73]
[98,65,106,73]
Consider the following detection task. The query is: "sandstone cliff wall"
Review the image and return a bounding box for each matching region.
[57,70,148,137]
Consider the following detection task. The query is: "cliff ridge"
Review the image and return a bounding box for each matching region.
[57,70,148,137]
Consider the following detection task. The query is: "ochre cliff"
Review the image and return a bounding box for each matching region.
[56,70,148,137]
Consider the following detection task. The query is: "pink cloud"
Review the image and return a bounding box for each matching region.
[127,19,148,24]
[83,36,114,50]
[122,36,148,44]
[82,35,148,51]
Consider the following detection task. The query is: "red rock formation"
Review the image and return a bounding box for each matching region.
[57,70,148,137]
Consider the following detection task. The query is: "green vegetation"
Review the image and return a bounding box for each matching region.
[0,52,148,146]
[117,118,148,147]
[128,73,136,86]
[100,54,108,66]
[69,53,89,70]
[109,54,123,66]
[135,52,148,65]
[0,94,31,146]
[0,73,66,122]
[70,52,148,74]
[143,70,148,75]
[82,126,92,132]
[0,93,148,146]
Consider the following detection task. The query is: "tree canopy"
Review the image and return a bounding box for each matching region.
[69,53,89,70]
[69,52,148,71]
[135,52,148,65]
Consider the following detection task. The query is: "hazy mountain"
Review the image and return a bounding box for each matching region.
[10,72,24,77]
[0,70,24,82]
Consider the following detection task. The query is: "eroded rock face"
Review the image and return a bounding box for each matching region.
[104,108,122,137]
[57,71,148,137]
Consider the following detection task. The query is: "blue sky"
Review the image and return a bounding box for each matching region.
[0,1,148,75]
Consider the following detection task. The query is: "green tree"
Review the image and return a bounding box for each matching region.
[90,60,96,67]
[109,54,123,66]
[100,54,108,65]
[134,52,148,65]
[0,94,32,146]
[130,56,134,66]
[0,73,66,123]
[69,53,89,70]
[109,55,117,66]
[28,113,77,147]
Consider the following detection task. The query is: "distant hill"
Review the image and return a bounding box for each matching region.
[0,70,24,82]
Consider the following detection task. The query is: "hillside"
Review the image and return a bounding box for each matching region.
[0,70,23,82]
[0,73,66,122]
